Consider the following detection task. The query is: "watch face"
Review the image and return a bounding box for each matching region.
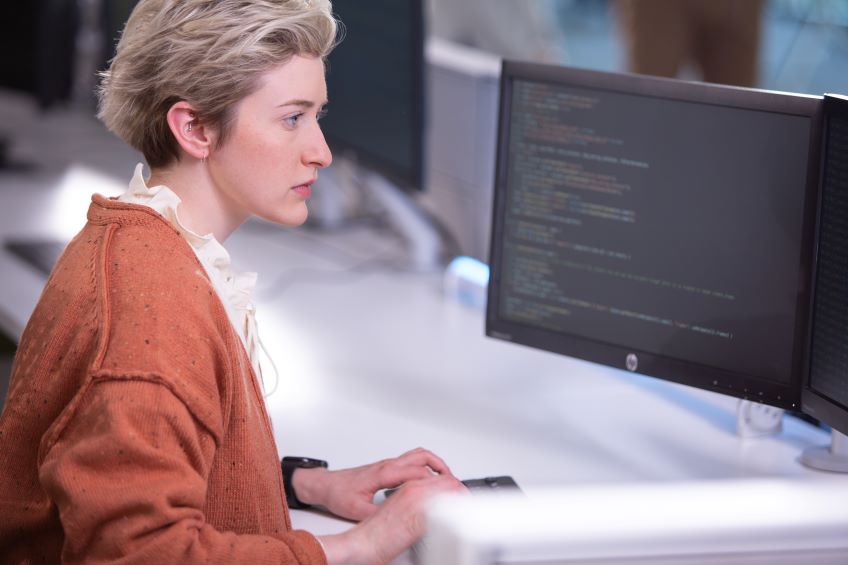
[283,456,328,469]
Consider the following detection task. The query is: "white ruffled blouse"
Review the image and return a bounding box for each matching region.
[117,164,275,392]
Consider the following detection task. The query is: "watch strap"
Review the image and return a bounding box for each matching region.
[281,456,328,510]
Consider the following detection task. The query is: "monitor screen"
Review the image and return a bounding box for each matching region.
[487,62,822,409]
[321,0,424,190]
[804,94,848,436]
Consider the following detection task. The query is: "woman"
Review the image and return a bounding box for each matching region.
[0,0,463,563]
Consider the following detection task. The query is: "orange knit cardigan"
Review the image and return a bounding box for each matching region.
[0,195,326,564]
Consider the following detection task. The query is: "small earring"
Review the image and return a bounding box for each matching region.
[201,153,207,164]
[187,122,193,133]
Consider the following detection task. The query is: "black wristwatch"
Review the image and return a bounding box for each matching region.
[281,456,328,509]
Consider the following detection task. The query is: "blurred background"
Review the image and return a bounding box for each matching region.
[2,0,848,404]
[4,0,847,112]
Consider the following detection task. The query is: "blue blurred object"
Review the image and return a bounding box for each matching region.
[443,256,490,309]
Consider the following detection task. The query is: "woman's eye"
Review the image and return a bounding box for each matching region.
[284,113,303,127]
[317,108,328,121]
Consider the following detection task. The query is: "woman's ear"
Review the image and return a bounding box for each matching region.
[166,101,214,161]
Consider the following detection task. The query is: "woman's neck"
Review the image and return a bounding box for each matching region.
[147,160,248,242]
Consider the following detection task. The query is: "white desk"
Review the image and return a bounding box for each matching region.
[225,221,838,565]
[0,96,843,563]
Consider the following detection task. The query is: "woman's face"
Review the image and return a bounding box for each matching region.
[209,55,332,226]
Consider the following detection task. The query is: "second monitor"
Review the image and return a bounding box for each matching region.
[486,62,822,410]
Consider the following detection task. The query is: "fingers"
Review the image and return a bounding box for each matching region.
[317,449,454,523]
[378,461,436,490]
[396,447,454,477]
[352,475,467,564]
[371,448,457,493]
[385,474,467,512]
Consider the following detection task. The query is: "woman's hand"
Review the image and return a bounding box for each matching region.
[318,473,468,565]
[292,447,456,521]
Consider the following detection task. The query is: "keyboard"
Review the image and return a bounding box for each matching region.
[384,475,521,499]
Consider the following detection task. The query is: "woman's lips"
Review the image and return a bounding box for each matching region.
[292,183,313,198]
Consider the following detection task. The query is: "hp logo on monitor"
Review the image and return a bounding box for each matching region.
[626,353,638,372]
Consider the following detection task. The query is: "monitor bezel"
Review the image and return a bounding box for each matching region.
[802,94,848,435]
[322,0,425,191]
[486,61,823,410]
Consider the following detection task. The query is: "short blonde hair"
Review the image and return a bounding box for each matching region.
[98,0,339,168]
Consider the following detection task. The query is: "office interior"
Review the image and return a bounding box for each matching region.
[3,1,848,563]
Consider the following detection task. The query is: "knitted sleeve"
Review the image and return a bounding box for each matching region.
[38,377,327,565]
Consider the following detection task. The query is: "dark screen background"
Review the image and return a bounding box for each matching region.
[497,79,812,385]
[810,114,848,409]
[321,0,423,190]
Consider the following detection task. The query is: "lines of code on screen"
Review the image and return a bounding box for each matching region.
[497,79,811,384]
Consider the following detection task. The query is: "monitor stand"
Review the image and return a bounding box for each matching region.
[360,170,441,271]
[310,156,442,271]
[309,158,359,229]
[736,399,784,437]
[801,429,848,473]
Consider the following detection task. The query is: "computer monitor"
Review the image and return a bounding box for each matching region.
[0,4,76,109]
[486,61,822,410]
[801,93,848,472]
[321,0,425,191]
[420,480,848,565]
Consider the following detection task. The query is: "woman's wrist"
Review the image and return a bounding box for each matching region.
[317,531,365,565]
[291,466,331,507]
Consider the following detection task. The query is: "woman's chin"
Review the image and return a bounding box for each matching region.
[264,205,309,228]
